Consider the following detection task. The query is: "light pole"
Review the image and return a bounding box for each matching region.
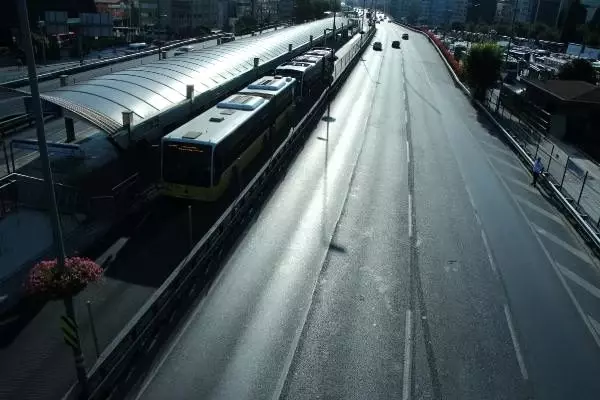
[504,0,520,64]
[16,0,89,394]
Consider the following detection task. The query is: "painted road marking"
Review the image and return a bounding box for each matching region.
[504,304,529,380]
[481,230,497,274]
[408,193,413,238]
[488,153,528,176]
[463,107,600,350]
[402,309,413,400]
[406,140,410,165]
[558,263,600,300]
[590,315,600,337]
[479,138,516,158]
[533,224,593,265]
[504,176,538,194]
[514,194,563,225]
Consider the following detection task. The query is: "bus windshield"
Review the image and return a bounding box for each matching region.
[162,142,212,187]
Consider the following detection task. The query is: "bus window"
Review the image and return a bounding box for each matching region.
[162,142,212,187]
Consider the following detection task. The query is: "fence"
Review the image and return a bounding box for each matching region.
[484,88,600,230]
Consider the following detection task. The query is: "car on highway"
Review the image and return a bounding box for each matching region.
[402,33,409,40]
[174,45,194,56]
[392,41,400,49]
[372,42,382,51]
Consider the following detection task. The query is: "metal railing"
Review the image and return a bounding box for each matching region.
[485,89,600,232]
[74,28,377,400]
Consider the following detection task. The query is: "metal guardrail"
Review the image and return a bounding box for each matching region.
[396,21,600,255]
[74,28,376,400]
[1,35,224,89]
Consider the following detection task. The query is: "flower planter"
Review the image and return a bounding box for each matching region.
[25,257,103,302]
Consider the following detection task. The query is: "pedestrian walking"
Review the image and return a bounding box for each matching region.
[532,157,544,187]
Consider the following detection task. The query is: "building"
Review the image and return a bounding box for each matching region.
[533,0,561,25]
[522,78,600,159]
[156,0,227,32]
[254,0,280,24]
[278,0,295,20]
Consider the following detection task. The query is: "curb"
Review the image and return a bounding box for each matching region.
[396,22,600,255]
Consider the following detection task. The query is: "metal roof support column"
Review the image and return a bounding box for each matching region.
[65,117,75,143]
[310,35,313,46]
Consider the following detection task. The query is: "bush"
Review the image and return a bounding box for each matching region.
[26,257,103,300]
[463,43,503,100]
[558,58,597,85]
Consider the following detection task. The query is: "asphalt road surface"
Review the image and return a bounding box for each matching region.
[130,23,600,400]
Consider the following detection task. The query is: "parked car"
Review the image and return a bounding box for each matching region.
[392,40,400,49]
[373,41,382,51]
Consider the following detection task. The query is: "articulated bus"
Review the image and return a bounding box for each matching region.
[161,75,297,201]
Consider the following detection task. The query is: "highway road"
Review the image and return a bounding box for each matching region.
[129,22,600,400]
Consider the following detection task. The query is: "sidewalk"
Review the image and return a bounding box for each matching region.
[0,196,195,400]
[487,88,600,226]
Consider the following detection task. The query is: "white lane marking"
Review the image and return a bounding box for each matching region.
[477,143,600,349]
[558,263,600,300]
[0,315,19,326]
[406,140,410,165]
[479,139,516,158]
[487,153,528,176]
[513,194,563,225]
[408,193,413,238]
[503,304,529,380]
[504,176,539,194]
[402,309,413,400]
[533,224,593,265]
[465,186,475,209]
[480,230,497,274]
[134,261,230,400]
[590,315,600,337]
[474,213,481,226]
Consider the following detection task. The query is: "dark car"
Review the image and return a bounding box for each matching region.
[402,33,409,40]
[392,40,400,49]
[372,41,382,51]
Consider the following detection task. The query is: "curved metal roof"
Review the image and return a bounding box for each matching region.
[40,18,345,136]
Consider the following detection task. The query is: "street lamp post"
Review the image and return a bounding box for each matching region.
[504,0,520,63]
[15,0,89,394]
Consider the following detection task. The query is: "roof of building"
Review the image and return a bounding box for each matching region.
[523,78,600,104]
[39,18,341,136]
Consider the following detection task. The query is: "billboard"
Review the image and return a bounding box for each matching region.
[44,11,68,35]
[80,13,113,37]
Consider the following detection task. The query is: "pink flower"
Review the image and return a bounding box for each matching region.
[25,257,103,300]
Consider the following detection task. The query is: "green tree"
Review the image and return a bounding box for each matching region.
[464,43,503,100]
[558,58,598,84]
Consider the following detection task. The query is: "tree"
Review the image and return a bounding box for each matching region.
[561,0,586,43]
[464,43,503,100]
[558,58,597,84]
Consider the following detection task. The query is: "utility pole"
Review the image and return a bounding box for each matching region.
[15,0,89,395]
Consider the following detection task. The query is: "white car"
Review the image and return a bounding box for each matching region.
[174,45,194,56]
